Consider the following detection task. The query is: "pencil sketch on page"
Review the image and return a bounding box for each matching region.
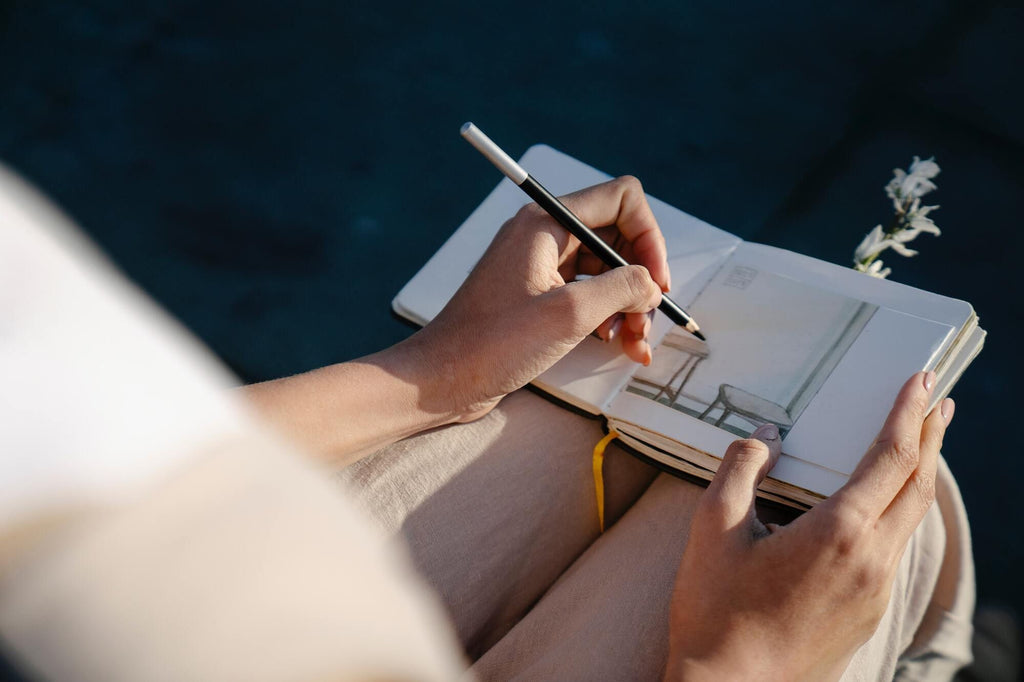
[625,266,878,438]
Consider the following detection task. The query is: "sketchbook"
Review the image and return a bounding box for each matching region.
[393,145,985,508]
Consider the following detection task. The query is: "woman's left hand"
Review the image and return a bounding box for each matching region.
[664,372,954,681]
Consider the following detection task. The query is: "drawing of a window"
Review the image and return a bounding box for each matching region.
[628,267,878,438]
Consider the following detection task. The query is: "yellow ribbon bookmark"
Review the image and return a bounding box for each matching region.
[592,429,619,534]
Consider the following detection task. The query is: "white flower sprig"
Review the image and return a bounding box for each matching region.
[853,156,942,279]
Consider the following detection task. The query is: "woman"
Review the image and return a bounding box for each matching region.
[0,171,972,680]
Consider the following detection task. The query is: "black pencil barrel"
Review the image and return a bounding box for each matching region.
[519,176,629,268]
[518,175,695,330]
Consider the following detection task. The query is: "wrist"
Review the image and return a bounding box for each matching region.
[397,326,501,424]
[242,337,462,466]
[374,333,464,428]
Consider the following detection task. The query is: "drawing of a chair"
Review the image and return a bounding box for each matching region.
[697,384,795,431]
[650,333,710,408]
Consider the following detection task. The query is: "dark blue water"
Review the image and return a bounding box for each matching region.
[2,0,1022,650]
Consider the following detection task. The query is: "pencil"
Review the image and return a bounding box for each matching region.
[460,122,706,341]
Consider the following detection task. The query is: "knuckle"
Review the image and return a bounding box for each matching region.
[910,471,937,513]
[615,174,644,193]
[887,435,921,474]
[851,560,886,594]
[621,265,654,303]
[829,507,871,556]
[512,202,545,226]
[726,438,770,468]
[852,565,893,625]
[833,552,895,632]
[832,528,858,558]
[908,391,930,417]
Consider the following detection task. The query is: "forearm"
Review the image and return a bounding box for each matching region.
[243,177,670,466]
[241,336,458,467]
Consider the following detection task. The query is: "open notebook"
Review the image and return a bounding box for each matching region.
[393,145,985,509]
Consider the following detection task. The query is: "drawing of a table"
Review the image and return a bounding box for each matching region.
[697,384,795,431]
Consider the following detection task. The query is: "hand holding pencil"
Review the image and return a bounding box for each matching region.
[404,174,668,425]
[460,122,705,341]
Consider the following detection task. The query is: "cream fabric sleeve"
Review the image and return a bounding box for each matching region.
[0,165,466,681]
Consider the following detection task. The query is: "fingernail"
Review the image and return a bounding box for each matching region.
[941,397,955,423]
[642,344,652,366]
[752,423,779,442]
[923,371,936,391]
[608,318,622,342]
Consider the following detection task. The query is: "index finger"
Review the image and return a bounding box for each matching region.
[829,371,935,518]
[557,176,672,292]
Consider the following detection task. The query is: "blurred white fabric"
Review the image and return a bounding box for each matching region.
[0,164,249,526]
[0,165,465,681]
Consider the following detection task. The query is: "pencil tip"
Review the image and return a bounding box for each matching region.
[692,330,707,341]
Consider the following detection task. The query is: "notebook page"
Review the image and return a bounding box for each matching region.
[607,252,957,497]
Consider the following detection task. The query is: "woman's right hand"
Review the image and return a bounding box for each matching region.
[665,372,954,681]
[408,176,669,424]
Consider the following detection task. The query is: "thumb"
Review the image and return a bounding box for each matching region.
[561,265,662,334]
[699,424,782,540]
